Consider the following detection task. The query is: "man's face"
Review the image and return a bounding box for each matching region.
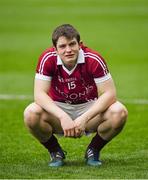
[55,36,80,70]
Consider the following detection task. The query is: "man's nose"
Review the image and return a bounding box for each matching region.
[65,45,72,52]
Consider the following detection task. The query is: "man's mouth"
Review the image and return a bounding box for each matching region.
[65,54,74,58]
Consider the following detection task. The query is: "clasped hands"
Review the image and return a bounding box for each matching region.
[60,116,86,138]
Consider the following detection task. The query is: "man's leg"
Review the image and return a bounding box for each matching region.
[24,102,65,167]
[97,101,128,140]
[85,101,128,166]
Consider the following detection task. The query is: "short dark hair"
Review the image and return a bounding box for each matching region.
[52,24,80,47]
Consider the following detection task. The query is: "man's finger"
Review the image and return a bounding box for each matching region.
[74,128,81,137]
[67,130,71,137]
[70,129,75,137]
[64,130,68,137]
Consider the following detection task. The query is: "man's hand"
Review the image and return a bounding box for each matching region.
[60,116,76,137]
[74,117,86,137]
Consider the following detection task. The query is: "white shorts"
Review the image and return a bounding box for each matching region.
[55,100,96,120]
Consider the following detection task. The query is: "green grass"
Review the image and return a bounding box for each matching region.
[0,0,148,179]
[0,100,148,179]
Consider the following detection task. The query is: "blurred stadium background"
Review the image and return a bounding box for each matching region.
[0,0,148,178]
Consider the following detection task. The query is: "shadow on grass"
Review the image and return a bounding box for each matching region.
[64,159,86,167]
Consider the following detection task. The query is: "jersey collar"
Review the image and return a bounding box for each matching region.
[57,48,85,65]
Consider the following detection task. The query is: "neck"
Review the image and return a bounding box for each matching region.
[64,64,75,71]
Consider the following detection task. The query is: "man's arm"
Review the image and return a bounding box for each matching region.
[34,79,75,137]
[82,78,116,121]
[74,78,116,134]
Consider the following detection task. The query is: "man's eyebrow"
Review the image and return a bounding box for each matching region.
[58,43,66,47]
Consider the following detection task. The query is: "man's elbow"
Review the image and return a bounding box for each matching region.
[34,91,44,104]
[109,91,117,104]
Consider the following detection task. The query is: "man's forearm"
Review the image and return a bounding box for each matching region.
[34,92,68,121]
[81,91,116,122]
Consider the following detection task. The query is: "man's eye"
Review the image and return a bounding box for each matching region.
[59,45,66,49]
[70,42,76,46]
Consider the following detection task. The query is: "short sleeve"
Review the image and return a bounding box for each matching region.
[35,49,57,81]
[88,52,111,84]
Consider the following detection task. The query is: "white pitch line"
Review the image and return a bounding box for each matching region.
[0,94,148,105]
[121,99,148,105]
[0,94,33,100]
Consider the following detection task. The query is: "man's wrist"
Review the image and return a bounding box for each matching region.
[58,112,70,122]
[80,114,90,123]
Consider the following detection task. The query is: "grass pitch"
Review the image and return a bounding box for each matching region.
[0,100,148,179]
[0,0,148,179]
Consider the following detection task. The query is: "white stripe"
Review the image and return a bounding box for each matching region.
[0,94,148,105]
[84,52,108,74]
[120,99,148,105]
[87,154,94,158]
[85,52,107,69]
[94,73,111,83]
[35,73,51,81]
[39,52,52,73]
[39,52,56,74]
[87,149,92,154]
[84,53,108,75]
[0,94,33,100]
[40,54,53,74]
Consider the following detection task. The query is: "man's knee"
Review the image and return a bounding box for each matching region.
[24,103,43,129]
[108,103,128,129]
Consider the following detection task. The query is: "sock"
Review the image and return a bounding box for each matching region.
[41,134,61,153]
[88,133,109,152]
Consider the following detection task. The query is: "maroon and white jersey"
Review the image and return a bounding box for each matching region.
[35,44,111,104]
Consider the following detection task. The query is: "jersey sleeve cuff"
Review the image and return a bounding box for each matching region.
[94,73,112,84]
[35,73,52,81]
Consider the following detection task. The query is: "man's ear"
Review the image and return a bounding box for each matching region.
[79,40,83,45]
[79,40,83,49]
[53,46,57,52]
